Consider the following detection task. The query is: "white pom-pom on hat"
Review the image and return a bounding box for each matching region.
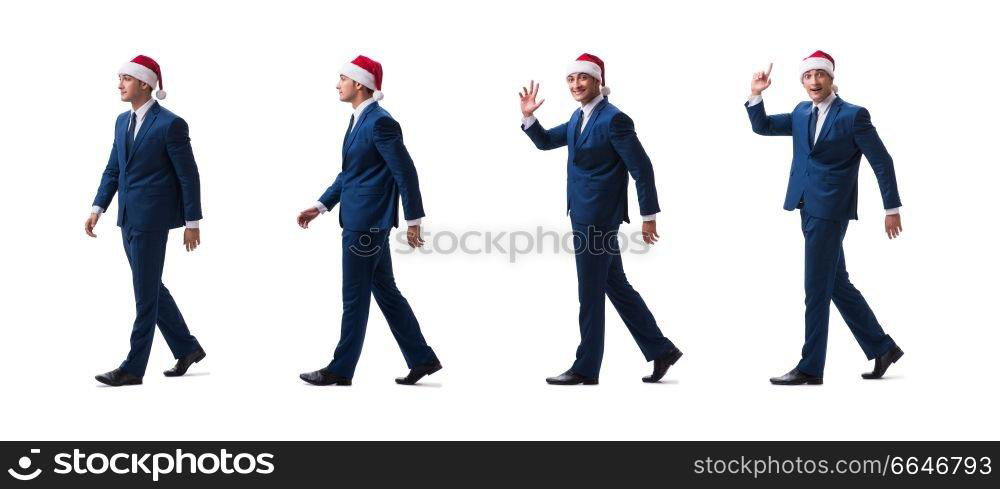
[372,90,383,101]
[601,86,611,96]
[155,90,167,100]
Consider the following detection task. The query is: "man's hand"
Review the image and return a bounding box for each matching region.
[407,224,425,248]
[642,220,659,245]
[885,214,902,239]
[519,80,545,118]
[84,212,100,237]
[298,207,321,229]
[751,62,773,96]
[184,228,200,252]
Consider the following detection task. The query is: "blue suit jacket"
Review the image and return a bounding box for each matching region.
[318,103,425,231]
[523,98,660,226]
[746,96,901,221]
[92,102,203,231]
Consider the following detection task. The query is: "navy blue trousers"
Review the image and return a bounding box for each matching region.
[119,224,200,377]
[570,222,676,378]
[797,210,897,377]
[326,229,438,378]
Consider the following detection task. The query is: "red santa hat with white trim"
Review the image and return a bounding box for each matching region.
[119,55,167,100]
[799,50,835,79]
[340,55,384,101]
[566,53,610,96]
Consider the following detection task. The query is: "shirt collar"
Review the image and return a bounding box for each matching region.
[353,97,377,121]
[580,93,605,117]
[813,92,837,113]
[133,98,156,121]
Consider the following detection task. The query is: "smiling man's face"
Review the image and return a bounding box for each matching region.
[801,69,834,103]
[566,73,600,104]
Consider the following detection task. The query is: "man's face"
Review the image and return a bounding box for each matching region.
[566,73,600,103]
[801,69,834,103]
[118,75,149,102]
[337,75,363,102]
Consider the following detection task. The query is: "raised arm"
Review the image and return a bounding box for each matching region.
[519,80,568,150]
[745,62,793,136]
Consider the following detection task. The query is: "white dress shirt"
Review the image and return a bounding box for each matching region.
[522,93,657,222]
[314,96,422,226]
[747,92,900,216]
[91,98,200,228]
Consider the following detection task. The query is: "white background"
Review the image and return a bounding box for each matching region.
[1,0,997,441]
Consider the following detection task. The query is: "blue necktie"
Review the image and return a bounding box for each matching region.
[808,106,819,149]
[125,112,137,156]
[575,111,584,136]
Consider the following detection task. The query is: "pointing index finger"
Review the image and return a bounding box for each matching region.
[765,62,773,77]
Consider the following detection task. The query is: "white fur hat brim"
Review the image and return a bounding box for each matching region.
[800,58,835,79]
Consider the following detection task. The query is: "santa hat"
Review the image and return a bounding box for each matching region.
[799,50,835,79]
[566,53,610,96]
[119,55,166,100]
[340,55,384,101]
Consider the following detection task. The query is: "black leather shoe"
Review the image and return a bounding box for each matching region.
[395,362,442,385]
[643,348,683,383]
[769,368,823,385]
[546,369,598,385]
[862,345,904,379]
[95,368,142,387]
[299,369,352,386]
[164,347,206,377]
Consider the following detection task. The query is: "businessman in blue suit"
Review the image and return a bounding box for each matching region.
[745,51,905,385]
[297,55,441,386]
[519,53,682,385]
[85,55,206,387]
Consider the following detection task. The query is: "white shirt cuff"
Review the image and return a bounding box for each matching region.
[406,218,422,226]
[92,205,105,214]
[885,207,900,216]
[747,95,763,107]
[185,221,199,229]
[521,115,537,129]
[314,202,328,214]
[641,214,656,222]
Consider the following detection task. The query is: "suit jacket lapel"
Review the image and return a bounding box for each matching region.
[116,114,128,169]
[343,102,377,158]
[811,97,843,153]
[575,98,608,149]
[127,102,160,166]
[795,104,811,155]
[567,109,581,150]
